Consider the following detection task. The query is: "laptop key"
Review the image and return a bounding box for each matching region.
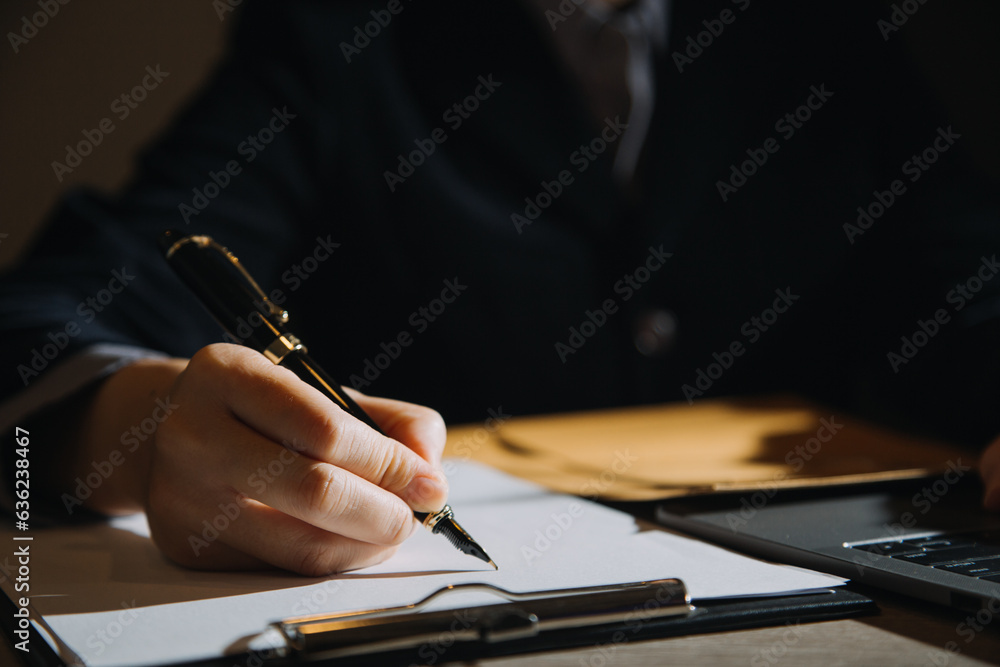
[859,542,924,557]
[979,574,1000,584]
[904,532,1000,550]
[896,545,1000,565]
[901,538,959,549]
[933,559,1000,577]
[923,539,995,551]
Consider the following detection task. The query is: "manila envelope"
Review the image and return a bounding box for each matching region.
[443,395,975,501]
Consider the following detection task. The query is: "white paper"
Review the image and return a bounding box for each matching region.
[2,460,844,667]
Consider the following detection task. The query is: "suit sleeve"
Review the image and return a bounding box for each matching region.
[0,0,341,519]
[0,0,338,409]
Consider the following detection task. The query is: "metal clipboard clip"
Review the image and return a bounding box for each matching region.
[270,578,692,662]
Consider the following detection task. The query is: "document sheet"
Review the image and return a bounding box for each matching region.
[1,460,845,666]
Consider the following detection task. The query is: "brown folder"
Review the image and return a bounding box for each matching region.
[444,395,975,501]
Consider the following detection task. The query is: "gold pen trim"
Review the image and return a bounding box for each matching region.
[166,234,289,323]
[263,334,305,364]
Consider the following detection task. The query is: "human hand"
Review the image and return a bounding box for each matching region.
[143,343,449,575]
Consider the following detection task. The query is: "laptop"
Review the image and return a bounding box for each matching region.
[655,466,1000,611]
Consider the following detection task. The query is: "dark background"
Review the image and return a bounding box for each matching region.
[0,0,229,267]
[0,0,997,269]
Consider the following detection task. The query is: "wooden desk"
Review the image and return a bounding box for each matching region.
[464,588,1000,666]
[3,585,998,665]
[3,405,998,666]
[431,411,1000,666]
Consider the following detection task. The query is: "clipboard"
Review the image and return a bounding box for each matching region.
[1,576,874,667]
[0,461,871,667]
[272,578,692,662]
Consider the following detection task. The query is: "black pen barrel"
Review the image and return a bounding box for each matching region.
[161,230,284,352]
[280,350,384,434]
[160,230,494,567]
[279,350,432,524]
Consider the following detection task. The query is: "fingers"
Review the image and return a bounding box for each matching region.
[145,343,451,575]
[187,345,449,512]
[209,418,419,545]
[346,388,448,467]
[980,435,1000,511]
[149,495,404,576]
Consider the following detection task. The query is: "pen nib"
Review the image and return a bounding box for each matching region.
[426,509,498,570]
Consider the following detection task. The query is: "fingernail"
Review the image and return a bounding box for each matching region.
[406,474,448,508]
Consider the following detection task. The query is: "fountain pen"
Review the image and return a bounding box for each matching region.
[159,229,496,570]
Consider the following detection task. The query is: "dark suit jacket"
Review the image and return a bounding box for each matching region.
[2,0,998,446]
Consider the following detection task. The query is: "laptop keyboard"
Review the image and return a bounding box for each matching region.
[848,531,1000,583]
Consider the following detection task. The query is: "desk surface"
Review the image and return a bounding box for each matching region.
[3,586,999,665]
[4,405,999,666]
[447,406,1000,666]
